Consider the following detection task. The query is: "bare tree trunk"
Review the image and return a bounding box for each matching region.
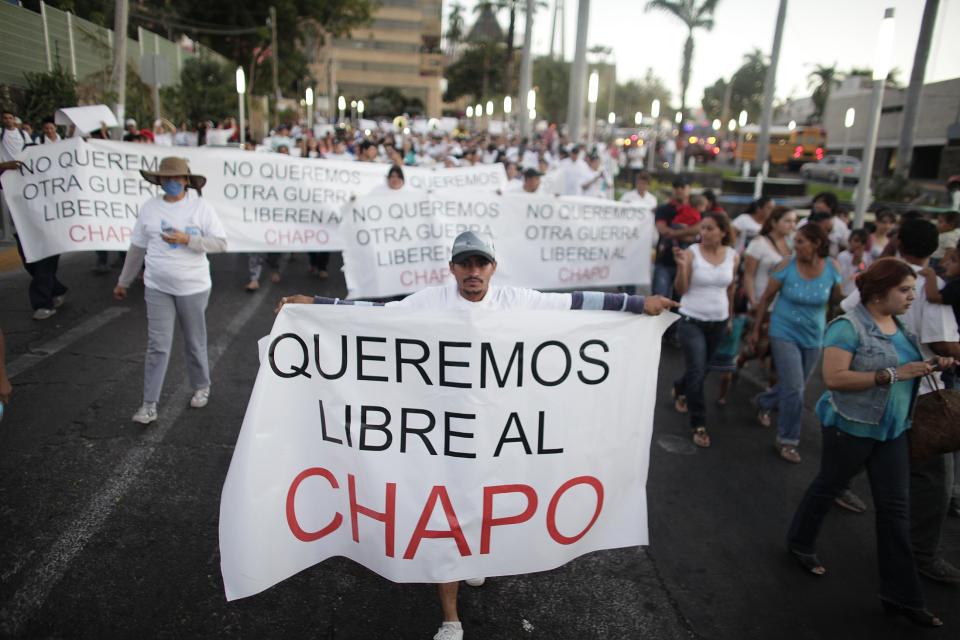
[895,0,939,179]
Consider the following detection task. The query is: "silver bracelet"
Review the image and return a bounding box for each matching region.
[886,366,899,385]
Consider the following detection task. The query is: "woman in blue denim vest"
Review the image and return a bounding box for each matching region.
[787,258,954,628]
[749,223,843,463]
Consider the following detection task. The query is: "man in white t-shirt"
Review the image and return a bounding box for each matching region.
[840,219,960,584]
[3,109,71,320]
[277,230,677,640]
[620,170,657,210]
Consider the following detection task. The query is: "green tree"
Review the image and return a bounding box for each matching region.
[613,68,672,124]
[164,58,238,125]
[701,48,766,122]
[443,41,508,103]
[807,64,837,124]
[22,66,78,129]
[645,0,720,116]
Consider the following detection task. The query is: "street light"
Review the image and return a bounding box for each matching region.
[504,96,512,115]
[357,100,364,118]
[305,87,314,131]
[476,103,483,118]
[728,119,736,132]
[529,109,536,121]
[635,111,642,125]
[486,100,494,117]
[466,105,474,118]
[527,88,536,112]
[608,112,616,125]
[651,99,660,119]
[788,120,796,131]
[739,110,748,127]
[587,71,599,143]
[338,95,346,124]
[675,111,682,124]
[235,67,246,146]
[854,8,895,229]
[712,118,721,130]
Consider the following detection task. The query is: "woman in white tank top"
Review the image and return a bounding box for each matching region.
[671,213,739,448]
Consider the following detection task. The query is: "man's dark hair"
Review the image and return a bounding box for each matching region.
[897,218,939,259]
[808,211,833,224]
[811,191,839,214]
[848,228,869,245]
[635,170,651,183]
[937,210,960,228]
[1,109,14,117]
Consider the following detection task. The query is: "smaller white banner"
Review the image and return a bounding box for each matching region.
[341,192,655,298]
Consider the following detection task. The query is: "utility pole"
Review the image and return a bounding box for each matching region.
[566,0,590,141]
[895,0,939,178]
[518,0,535,138]
[755,0,787,171]
[270,6,280,127]
[111,0,129,135]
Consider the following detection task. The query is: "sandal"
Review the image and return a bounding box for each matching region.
[671,388,688,413]
[757,409,772,428]
[779,445,801,464]
[789,549,826,576]
[692,427,711,448]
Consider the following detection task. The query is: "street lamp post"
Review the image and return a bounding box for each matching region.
[337,95,346,125]
[305,87,314,132]
[674,111,683,172]
[357,100,365,121]
[646,99,660,173]
[727,118,736,164]
[235,67,246,146]
[736,109,748,170]
[853,8,895,230]
[587,70,599,145]
[504,96,512,134]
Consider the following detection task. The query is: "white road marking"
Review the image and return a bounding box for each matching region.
[7,307,130,378]
[0,289,269,635]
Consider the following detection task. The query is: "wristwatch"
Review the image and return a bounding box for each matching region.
[875,368,892,386]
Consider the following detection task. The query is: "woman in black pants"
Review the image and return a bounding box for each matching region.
[786,258,954,627]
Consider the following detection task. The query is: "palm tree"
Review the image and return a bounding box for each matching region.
[807,64,837,124]
[645,0,720,116]
[490,0,547,98]
[446,2,465,55]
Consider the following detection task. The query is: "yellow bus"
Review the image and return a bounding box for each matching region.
[736,125,826,169]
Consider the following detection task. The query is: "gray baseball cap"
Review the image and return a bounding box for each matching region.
[451,231,496,263]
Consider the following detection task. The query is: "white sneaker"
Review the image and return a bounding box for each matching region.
[132,403,158,424]
[190,387,210,408]
[433,622,463,640]
[32,308,57,320]
[464,577,485,587]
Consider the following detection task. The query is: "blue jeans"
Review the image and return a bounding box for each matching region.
[674,315,728,429]
[788,429,924,609]
[757,338,820,446]
[652,263,676,299]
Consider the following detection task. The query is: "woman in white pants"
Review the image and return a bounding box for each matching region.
[114,157,227,424]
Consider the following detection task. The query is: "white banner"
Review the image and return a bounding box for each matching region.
[1,138,507,261]
[219,304,672,600]
[341,192,655,298]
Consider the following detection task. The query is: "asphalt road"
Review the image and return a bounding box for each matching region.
[0,249,956,639]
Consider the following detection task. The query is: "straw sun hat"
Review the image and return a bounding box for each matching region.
[140,156,207,190]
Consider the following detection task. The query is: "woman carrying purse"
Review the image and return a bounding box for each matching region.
[786,258,954,627]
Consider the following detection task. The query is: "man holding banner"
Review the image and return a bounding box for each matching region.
[272,231,677,640]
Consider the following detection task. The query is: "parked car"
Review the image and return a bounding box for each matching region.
[799,155,861,182]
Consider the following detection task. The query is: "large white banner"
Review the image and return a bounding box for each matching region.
[1,138,507,261]
[341,191,655,298]
[219,305,672,600]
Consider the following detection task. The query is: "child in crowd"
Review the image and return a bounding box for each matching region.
[675,193,706,227]
[837,228,872,297]
[932,211,960,268]
[709,315,749,406]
